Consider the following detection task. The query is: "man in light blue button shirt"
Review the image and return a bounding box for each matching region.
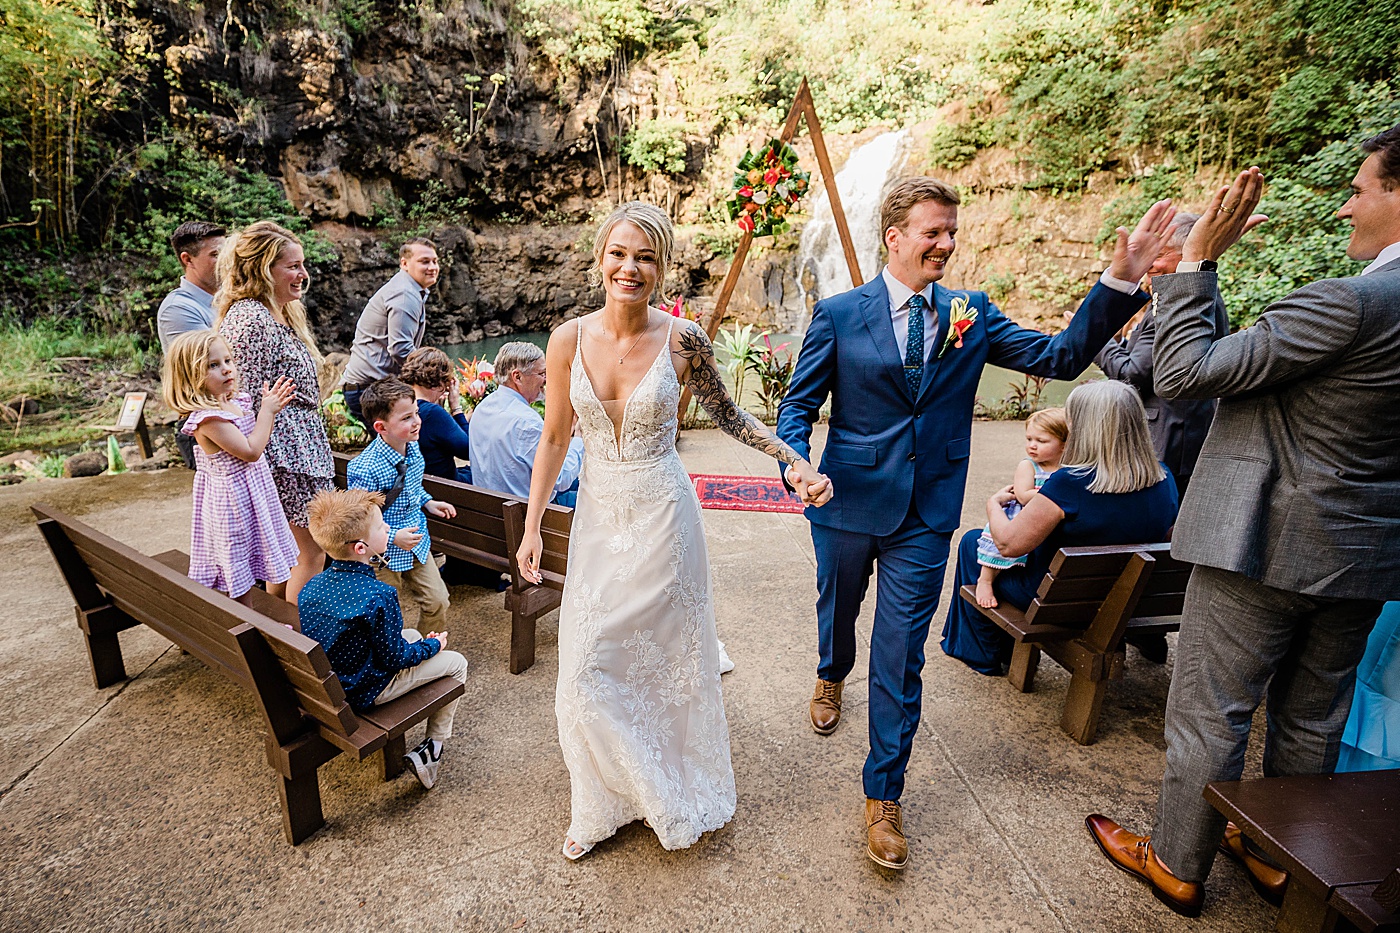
[470,342,583,506]
[157,221,226,468]
[341,237,440,428]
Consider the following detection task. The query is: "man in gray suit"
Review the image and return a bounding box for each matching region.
[340,237,440,427]
[1095,212,1224,501]
[1087,126,1400,917]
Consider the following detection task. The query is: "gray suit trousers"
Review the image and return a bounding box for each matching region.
[1152,565,1381,882]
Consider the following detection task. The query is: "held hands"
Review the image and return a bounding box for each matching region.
[425,500,457,519]
[785,462,834,507]
[261,376,297,414]
[424,631,448,649]
[516,530,544,585]
[394,526,424,551]
[1107,198,1178,285]
[1182,167,1270,263]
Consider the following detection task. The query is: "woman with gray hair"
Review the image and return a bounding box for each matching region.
[515,201,832,860]
[941,379,1180,675]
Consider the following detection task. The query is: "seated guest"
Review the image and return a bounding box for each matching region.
[348,379,457,635]
[1338,601,1400,771]
[941,379,1179,675]
[299,488,467,789]
[469,341,583,507]
[401,347,473,484]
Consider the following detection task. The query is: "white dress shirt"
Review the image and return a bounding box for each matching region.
[468,385,584,499]
[1362,240,1400,276]
[880,266,937,362]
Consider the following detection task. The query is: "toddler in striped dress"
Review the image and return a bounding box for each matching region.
[975,407,1068,609]
[162,329,300,599]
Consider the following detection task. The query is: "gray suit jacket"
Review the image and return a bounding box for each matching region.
[341,269,429,385]
[1152,259,1400,600]
[1095,295,1226,480]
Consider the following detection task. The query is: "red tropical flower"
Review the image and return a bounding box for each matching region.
[737,185,754,198]
[763,168,780,186]
[951,318,974,348]
[737,213,755,233]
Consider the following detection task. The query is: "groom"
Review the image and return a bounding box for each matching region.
[776,176,1177,870]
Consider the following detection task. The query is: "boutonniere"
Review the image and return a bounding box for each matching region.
[938,295,978,358]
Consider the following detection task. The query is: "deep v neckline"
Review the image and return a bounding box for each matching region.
[576,317,674,455]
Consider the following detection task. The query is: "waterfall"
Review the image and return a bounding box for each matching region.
[796,130,909,315]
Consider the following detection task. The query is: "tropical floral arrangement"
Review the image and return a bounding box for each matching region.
[455,357,498,410]
[726,139,810,237]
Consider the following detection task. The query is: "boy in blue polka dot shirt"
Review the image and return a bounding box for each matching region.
[300,487,468,789]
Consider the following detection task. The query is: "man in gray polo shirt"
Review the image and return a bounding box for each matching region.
[340,237,440,428]
[157,220,226,468]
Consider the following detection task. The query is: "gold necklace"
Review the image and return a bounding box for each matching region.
[615,321,653,365]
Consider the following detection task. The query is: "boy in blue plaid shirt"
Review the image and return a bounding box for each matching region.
[348,379,456,631]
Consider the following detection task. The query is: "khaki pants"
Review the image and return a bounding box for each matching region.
[374,629,468,742]
[380,555,450,630]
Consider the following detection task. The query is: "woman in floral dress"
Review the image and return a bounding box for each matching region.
[216,221,335,603]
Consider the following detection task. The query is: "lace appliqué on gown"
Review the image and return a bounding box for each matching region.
[556,319,736,850]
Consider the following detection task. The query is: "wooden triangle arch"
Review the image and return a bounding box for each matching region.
[678,77,864,421]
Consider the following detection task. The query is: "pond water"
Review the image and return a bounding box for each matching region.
[439,332,1093,411]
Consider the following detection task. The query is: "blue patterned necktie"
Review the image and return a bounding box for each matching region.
[904,293,927,396]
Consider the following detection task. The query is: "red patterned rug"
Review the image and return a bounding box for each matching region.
[690,473,805,514]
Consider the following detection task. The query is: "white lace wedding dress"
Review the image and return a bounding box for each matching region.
[557,319,736,850]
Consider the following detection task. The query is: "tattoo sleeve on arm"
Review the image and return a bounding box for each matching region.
[676,325,804,466]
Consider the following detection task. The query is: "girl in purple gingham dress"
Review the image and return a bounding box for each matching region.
[165,331,301,599]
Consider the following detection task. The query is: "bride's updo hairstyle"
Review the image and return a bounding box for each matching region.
[587,201,674,303]
[1060,380,1166,494]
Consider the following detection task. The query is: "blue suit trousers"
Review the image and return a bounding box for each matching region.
[811,499,951,801]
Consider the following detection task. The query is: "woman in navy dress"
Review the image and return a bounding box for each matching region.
[942,379,1180,675]
[401,347,473,484]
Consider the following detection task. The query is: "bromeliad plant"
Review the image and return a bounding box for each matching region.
[726,139,810,237]
[714,323,764,407]
[751,333,795,421]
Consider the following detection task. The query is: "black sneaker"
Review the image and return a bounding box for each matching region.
[404,739,441,790]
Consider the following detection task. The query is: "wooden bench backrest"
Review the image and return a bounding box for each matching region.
[333,452,515,573]
[1025,543,1189,628]
[502,498,573,591]
[32,504,361,741]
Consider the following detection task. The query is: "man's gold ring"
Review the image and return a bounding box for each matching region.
[1219,205,1237,215]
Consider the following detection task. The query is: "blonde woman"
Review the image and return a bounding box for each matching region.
[215,221,334,603]
[941,379,1180,675]
[514,202,832,860]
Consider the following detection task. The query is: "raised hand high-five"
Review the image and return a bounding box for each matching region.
[1107,198,1179,285]
[1182,167,1270,263]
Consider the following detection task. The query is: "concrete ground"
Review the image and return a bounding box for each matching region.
[0,422,1278,932]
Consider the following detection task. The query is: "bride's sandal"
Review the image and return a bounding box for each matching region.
[562,837,593,861]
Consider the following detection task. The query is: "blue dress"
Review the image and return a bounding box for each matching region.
[941,465,1179,675]
[1337,602,1400,772]
[416,398,473,484]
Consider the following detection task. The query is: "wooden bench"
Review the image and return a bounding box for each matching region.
[33,503,464,845]
[1206,770,1400,932]
[332,452,572,674]
[958,542,1190,744]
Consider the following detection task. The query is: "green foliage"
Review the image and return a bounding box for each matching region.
[37,453,67,478]
[105,434,127,473]
[713,323,763,406]
[121,141,335,268]
[926,119,994,171]
[976,375,1050,421]
[623,119,690,174]
[515,0,664,74]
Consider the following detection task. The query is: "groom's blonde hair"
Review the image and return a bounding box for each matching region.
[880,177,961,240]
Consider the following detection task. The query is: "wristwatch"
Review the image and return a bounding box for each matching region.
[1176,260,1218,273]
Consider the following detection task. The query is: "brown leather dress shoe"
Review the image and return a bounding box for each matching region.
[1085,814,1204,918]
[1219,821,1288,906]
[866,798,908,870]
[810,679,843,735]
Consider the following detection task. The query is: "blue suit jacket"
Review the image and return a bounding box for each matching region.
[776,276,1148,536]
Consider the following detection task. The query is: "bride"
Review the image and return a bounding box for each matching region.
[516,202,833,859]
